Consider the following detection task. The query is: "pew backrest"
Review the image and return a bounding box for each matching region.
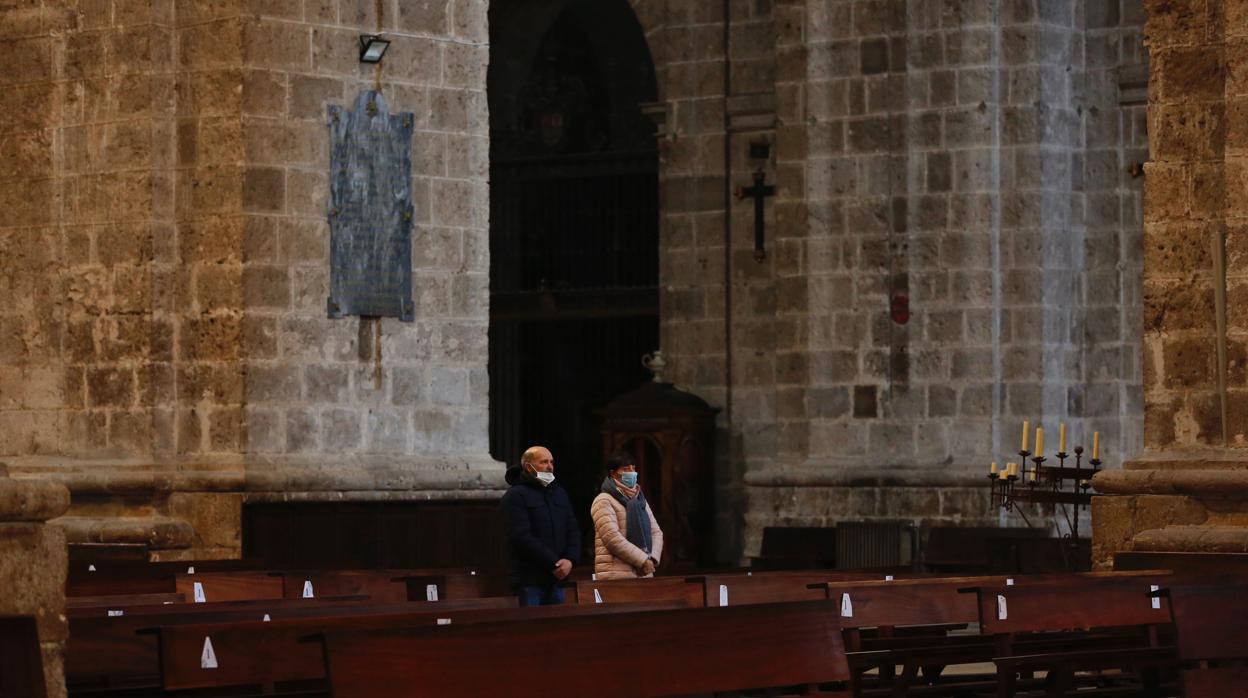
[1166,584,1248,662]
[172,572,284,603]
[573,576,703,606]
[818,578,984,629]
[974,578,1171,634]
[318,600,851,698]
[156,599,678,691]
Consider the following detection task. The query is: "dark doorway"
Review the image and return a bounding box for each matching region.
[488,0,660,547]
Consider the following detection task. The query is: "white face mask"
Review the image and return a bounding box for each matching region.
[534,471,555,486]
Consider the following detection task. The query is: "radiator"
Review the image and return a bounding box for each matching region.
[835,521,914,569]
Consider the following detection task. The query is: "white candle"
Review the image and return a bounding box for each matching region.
[990,462,998,475]
[1092,431,1100,460]
[1021,421,1030,452]
[1059,423,1067,453]
[1035,427,1044,458]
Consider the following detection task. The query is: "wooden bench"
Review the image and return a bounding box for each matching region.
[70,563,493,602]
[971,577,1177,697]
[572,576,704,606]
[574,570,899,608]
[814,572,1176,696]
[67,596,516,694]
[67,560,265,596]
[153,600,684,694]
[0,616,47,698]
[1163,583,1248,698]
[67,596,396,691]
[698,570,901,607]
[67,592,185,610]
[316,600,854,697]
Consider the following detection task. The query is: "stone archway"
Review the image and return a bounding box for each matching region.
[486,0,662,542]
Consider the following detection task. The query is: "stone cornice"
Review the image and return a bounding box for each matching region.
[1123,450,1248,471]
[0,476,70,522]
[745,462,988,488]
[1093,468,1248,497]
[5,455,509,495]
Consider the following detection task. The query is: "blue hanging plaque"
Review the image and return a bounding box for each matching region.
[326,91,415,321]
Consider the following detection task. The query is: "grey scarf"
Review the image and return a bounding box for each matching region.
[601,477,652,555]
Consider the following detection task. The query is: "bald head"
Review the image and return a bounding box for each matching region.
[521,446,554,473]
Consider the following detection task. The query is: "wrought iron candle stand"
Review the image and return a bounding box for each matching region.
[988,446,1101,540]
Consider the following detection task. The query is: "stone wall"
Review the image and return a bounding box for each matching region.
[732,0,1146,557]
[0,0,498,556]
[1092,0,1248,565]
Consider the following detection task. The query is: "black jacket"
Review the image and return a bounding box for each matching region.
[500,465,581,588]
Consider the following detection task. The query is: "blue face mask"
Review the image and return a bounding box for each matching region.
[618,471,638,488]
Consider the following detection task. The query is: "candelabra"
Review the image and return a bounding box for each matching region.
[988,440,1102,540]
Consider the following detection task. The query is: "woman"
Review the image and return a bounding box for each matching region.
[591,450,664,580]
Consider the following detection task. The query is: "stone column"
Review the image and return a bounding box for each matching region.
[0,467,70,697]
[1093,0,1248,564]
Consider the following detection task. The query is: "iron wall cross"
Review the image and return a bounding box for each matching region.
[735,171,775,261]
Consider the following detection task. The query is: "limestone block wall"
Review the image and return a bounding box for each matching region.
[1140,0,1245,448]
[0,0,492,462]
[227,0,491,462]
[1091,0,1248,566]
[0,1,497,554]
[740,0,1146,555]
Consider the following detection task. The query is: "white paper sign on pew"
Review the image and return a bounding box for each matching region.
[997,594,1008,620]
[193,582,206,603]
[426,584,439,601]
[200,637,218,669]
[718,584,729,606]
[840,593,853,617]
[1151,585,1160,610]
[303,580,314,598]
[593,588,603,604]
[107,610,123,617]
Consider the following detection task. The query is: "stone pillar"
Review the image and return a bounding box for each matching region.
[1092,0,1248,565]
[0,468,70,697]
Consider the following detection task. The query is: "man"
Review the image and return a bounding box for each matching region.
[500,445,581,605]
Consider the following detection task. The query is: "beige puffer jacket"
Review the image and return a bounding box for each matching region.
[591,492,664,580]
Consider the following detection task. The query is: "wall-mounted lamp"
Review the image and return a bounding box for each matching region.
[359,35,390,63]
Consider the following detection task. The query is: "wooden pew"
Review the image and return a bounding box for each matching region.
[1163,583,1248,698]
[0,616,47,698]
[572,576,703,606]
[67,560,265,596]
[573,570,919,611]
[154,600,683,694]
[316,600,854,697]
[814,575,1007,695]
[279,570,410,603]
[816,572,1176,696]
[970,577,1177,696]
[67,593,185,610]
[67,596,516,694]
[698,570,901,607]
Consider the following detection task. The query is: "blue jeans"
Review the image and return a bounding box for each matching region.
[518,585,565,607]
